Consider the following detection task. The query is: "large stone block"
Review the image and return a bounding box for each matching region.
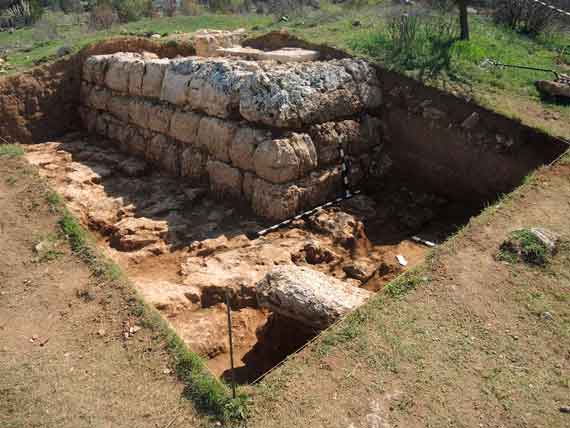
[105,53,139,93]
[83,55,111,86]
[194,28,246,57]
[230,127,272,172]
[145,133,180,175]
[180,146,207,179]
[128,58,146,96]
[107,95,131,123]
[169,110,201,144]
[128,99,149,128]
[196,116,237,162]
[147,104,173,134]
[142,58,170,99]
[85,86,111,111]
[251,178,301,220]
[206,160,243,198]
[253,133,317,184]
[160,65,193,106]
[239,59,382,128]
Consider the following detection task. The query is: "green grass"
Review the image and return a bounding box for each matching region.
[0,144,25,158]
[498,229,551,266]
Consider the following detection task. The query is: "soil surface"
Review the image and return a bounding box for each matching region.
[249,158,570,427]
[0,155,200,427]
[23,134,477,384]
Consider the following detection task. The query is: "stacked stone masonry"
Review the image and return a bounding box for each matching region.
[79,52,383,220]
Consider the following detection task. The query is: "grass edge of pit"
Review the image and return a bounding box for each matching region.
[5,143,249,425]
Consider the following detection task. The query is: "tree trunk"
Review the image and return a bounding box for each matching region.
[458,0,470,40]
[256,266,373,330]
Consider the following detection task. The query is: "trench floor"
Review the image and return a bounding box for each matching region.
[25,133,480,383]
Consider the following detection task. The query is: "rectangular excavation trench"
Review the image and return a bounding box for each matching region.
[4,38,567,386]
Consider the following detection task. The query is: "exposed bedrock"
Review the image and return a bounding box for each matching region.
[80,52,384,219]
[256,266,373,329]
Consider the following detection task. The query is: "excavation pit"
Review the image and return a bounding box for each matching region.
[3,36,567,385]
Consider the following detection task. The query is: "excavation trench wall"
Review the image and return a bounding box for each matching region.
[1,33,566,211]
[0,38,194,144]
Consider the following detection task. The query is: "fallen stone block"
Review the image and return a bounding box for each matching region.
[194,28,246,57]
[256,266,373,329]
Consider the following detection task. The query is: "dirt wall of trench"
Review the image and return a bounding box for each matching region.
[0,38,194,144]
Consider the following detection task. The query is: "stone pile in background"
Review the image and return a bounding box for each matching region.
[80,52,383,219]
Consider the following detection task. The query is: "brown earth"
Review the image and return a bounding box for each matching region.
[249,157,570,427]
[0,154,202,427]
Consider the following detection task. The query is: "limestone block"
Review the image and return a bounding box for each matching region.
[85,86,111,111]
[128,58,146,96]
[169,110,201,144]
[253,133,317,184]
[105,53,139,93]
[242,171,256,201]
[180,146,207,179]
[142,58,170,99]
[206,160,243,198]
[239,59,382,128]
[145,133,179,175]
[194,28,246,57]
[258,48,320,63]
[229,127,271,172]
[161,65,193,105]
[147,103,173,134]
[83,55,111,86]
[251,178,301,220]
[196,116,237,162]
[256,266,372,329]
[107,95,131,123]
[128,99,149,128]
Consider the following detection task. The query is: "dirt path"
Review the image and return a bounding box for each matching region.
[249,159,570,427]
[0,156,201,427]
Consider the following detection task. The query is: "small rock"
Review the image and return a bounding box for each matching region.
[56,46,72,57]
[304,241,335,265]
[97,328,106,336]
[461,112,480,129]
[123,332,130,339]
[150,34,161,39]
[163,368,172,375]
[31,334,39,341]
[343,260,375,281]
[542,311,553,321]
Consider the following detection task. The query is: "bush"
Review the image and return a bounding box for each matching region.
[114,0,153,22]
[88,3,117,29]
[494,0,556,36]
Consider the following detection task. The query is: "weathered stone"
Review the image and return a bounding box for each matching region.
[81,107,97,133]
[180,146,207,179]
[145,134,179,175]
[85,86,111,111]
[206,160,242,198]
[127,58,145,96]
[256,266,373,329]
[229,127,271,172]
[147,103,173,134]
[536,79,570,99]
[123,128,147,157]
[107,95,131,123]
[251,178,301,220]
[110,217,168,251]
[169,110,201,144]
[83,55,111,86]
[303,240,336,265]
[160,65,193,105]
[258,47,320,63]
[95,113,108,136]
[193,28,246,57]
[242,171,256,201]
[196,116,237,162]
[142,58,170,99]
[307,209,370,252]
[134,279,201,312]
[105,53,140,93]
[240,59,382,128]
[128,99,149,128]
[253,133,317,184]
[461,112,480,129]
[343,259,376,281]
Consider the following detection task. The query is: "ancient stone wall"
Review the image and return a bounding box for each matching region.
[79,52,383,219]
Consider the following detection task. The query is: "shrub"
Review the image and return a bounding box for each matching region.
[114,0,153,22]
[494,0,556,36]
[88,3,117,29]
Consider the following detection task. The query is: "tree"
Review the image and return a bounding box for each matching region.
[456,0,469,40]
